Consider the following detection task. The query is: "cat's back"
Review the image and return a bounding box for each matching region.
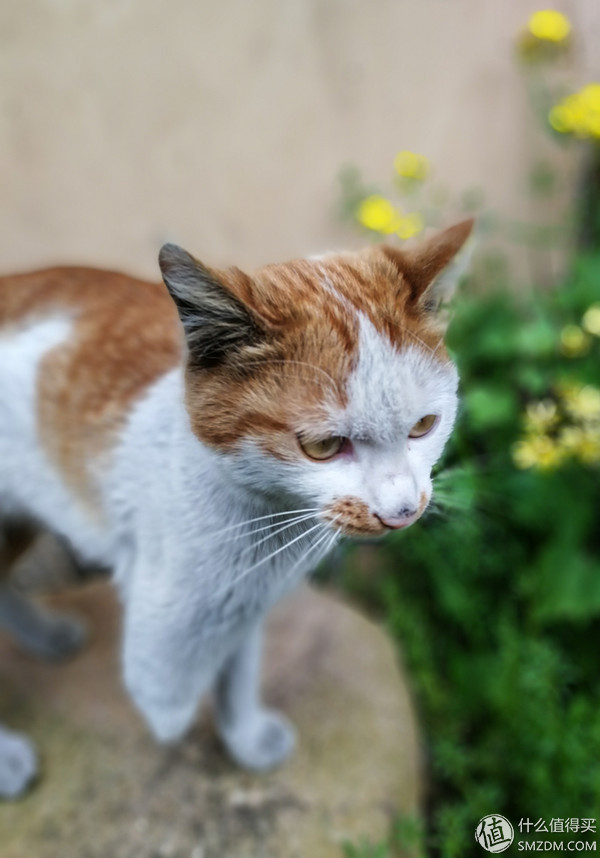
[0,264,181,359]
[0,265,182,504]
[1,264,174,317]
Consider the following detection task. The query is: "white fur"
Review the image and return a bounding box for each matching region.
[0,317,129,567]
[0,302,458,781]
[229,314,458,525]
[332,314,458,520]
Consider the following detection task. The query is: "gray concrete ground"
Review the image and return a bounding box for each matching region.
[0,581,421,858]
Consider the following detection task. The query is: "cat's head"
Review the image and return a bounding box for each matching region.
[160,221,473,537]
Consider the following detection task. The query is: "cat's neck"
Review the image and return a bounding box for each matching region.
[131,367,297,524]
[141,370,326,585]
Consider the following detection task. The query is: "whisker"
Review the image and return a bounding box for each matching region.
[310,524,342,569]
[430,492,473,514]
[230,511,321,543]
[235,511,321,553]
[300,526,335,567]
[209,507,321,538]
[210,520,326,600]
[404,328,436,356]
[402,327,446,358]
[276,519,340,588]
[241,359,341,396]
[279,527,330,580]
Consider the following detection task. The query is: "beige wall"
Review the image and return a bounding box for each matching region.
[0,0,597,280]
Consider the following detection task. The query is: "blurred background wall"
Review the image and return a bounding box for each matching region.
[0,0,598,278]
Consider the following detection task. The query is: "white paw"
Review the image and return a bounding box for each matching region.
[0,728,38,799]
[125,679,199,744]
[220,709,296,772]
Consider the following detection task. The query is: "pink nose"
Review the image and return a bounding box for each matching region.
[376,508,418,530]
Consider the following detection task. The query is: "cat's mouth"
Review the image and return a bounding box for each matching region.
[322,498,413,537]
[374,512,419,531]
[322,491,429,537]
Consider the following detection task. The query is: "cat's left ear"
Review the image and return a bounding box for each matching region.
[159,243,265,369]
[382,218,475,315]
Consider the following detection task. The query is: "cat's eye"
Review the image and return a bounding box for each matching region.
[298,435,345,461]
[409,414,438,438]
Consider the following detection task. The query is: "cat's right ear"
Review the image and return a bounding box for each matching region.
[159,244,264,369]
[381,219,475,316]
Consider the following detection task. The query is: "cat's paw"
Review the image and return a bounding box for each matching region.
[0,728,38,799]
[125,678,199,744]
[19,612,87,662]
[220,708,296,772]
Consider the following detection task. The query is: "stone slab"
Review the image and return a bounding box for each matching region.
[0,582,421,858]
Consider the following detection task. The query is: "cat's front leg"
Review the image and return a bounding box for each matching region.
[121,575,295,767]
[214,621,296,771]
[121,594,217,744]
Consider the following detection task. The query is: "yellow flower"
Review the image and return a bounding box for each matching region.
[549,104,574,133]
[549,84,600,139]
[582,304,600,336]
[525,399,558,433]
[394,151,429,181]
[557,426,600,465]
[516,385,600,472]
[561,384,600,421]
[512,435,564,470]
[580,83,600,112]
[576,429,600,464]
[528,10,571,42]
[559,426,585,451]
[396,212,424,240]
[586,113,600,138]
[560,324,590,357]
[356,195,399,233]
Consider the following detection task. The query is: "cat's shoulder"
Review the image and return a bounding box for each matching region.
[0,264,183,494]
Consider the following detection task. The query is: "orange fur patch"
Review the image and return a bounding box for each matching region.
[322,496,386,536]
[0,267,181,501]
[285,254,447,357]
[181,238,459,457]
[182,261,359,457]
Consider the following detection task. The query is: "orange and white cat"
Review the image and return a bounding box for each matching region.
[0,220,473,797]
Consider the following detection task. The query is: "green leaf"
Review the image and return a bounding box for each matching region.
[463,386,518,430]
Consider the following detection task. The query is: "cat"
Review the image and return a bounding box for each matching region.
[0,218,473,797]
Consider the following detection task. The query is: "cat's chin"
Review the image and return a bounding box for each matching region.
[340,526,408,540]
[329,509,425,539]
[333,524,384,539]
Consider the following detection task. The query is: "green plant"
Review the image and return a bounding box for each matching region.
[335,12,600,854]
[336,250,600,857]
[342,816,426,858]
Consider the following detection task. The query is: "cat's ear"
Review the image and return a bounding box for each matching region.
[382,219,475,315]
[159,243,264,369]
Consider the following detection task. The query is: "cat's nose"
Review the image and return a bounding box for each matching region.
[375,507,418,530]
